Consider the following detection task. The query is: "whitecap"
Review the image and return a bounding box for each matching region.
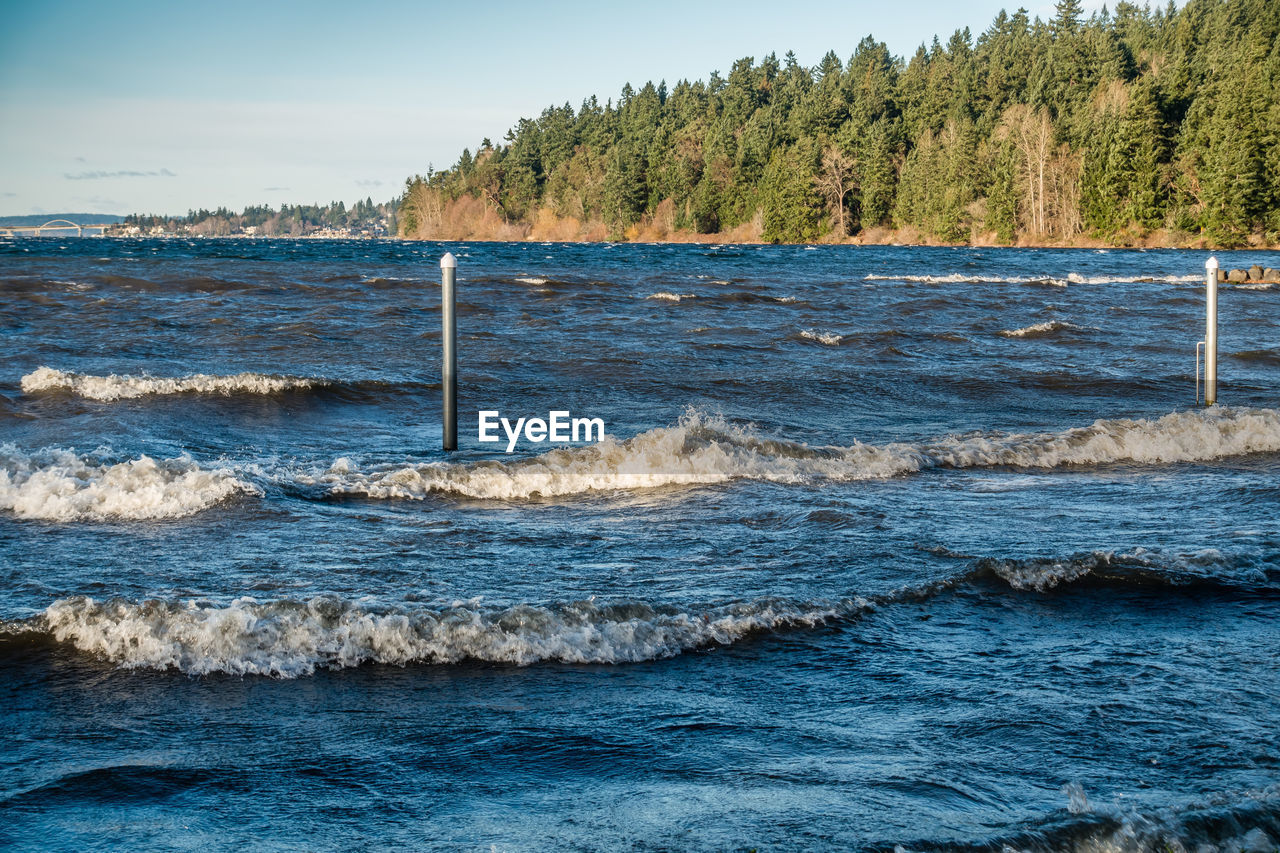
[799,329,843,346]
[998,320,1082,338]
[297,407,1280,502]
[21,367,318,401]
[38,594,857,676]
[0,445,257,521]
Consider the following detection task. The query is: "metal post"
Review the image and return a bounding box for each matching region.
[1205,256,1218,406]
[440,252,458,450]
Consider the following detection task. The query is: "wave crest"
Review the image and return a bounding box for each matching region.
[36,595,852,676]
[0,445,256,521]
[800,329,844,345]
[999,320,1084,338]
[308,407,1280,501]
[975,547,1275,593]
[21,367,318,401]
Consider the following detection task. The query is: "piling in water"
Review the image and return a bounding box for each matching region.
[441,252,458,450]
[1204,256,1217,406]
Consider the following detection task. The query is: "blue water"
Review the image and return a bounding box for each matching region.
[2,238,1279,851]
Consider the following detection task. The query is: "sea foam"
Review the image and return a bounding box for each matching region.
[21,367,318,401]
[304,407,1280,502]
[38,595,853,676]
[799,329,844,345]
[998,320,1084,338]
[0,445,256,521]
[863,272,1200,285]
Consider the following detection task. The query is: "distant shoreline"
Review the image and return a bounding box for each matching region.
[395,230,1280,252]
[11,231,1277,251]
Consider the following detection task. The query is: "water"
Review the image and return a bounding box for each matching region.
[2,238,1279,851]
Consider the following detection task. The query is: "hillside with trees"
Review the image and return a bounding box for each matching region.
[123,199,394,238]
[400,0,1279,247]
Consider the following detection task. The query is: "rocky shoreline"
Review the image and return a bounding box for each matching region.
[1217,265,1280,284]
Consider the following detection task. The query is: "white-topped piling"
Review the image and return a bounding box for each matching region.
[441,252,458,450]
[1204,256,1218,406]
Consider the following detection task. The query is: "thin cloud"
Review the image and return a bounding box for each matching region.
[355,179,383,188]
[263,186,291,192]
[64,168,177,180]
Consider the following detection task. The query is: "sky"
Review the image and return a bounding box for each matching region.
[0,0,1117,218]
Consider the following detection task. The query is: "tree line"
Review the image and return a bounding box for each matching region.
[125,198,393,236]
[400,0,1279,247]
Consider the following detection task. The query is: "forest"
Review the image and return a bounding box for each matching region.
[399,0,1278,247]
[124,198,393,237]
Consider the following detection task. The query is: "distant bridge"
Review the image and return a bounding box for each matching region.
[0,219,114,237]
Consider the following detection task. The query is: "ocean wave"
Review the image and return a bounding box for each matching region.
[514,276,549,285]
[7,408,1278,518]
[21,367,319,401]
[800,329,844,345]
[999,320,1086,338]
[12,544,1273,677]
[865,273,1067,286]
[303,407,1280,501]
[647,291,695,302]
[25,594,856,676]
[942,784,1280,853]
[973,548,1274,593]
[864,273,1200,286]
[0,445,256,521]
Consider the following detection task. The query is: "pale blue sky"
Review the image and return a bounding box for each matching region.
[1,0,1112,217]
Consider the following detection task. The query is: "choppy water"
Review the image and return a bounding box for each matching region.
[2,237,1279,851]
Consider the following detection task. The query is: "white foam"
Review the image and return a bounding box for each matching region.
[514,276,548,285]
[864,273,1200,286]
[40,594,853,676]
[647,291,694,302]
[985,554,1107,591]
[989,547,1268,590]
[21,367,317,401]
[0,445,256,521]
[864,273,1064,285]
[300,407,1280,502]
[800,329,844,345]
[998,320,1083,338]
[298,412,890,500]
[923,407,1280,469]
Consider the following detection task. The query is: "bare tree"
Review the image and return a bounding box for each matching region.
[815,145,856,236]
[1001,104,1055,237]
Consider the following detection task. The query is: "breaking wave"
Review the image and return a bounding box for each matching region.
[0,445,257,521]
[799,329,844,345]
[20,594,856,676]
[863,273,1200,286]
[305,407,1280,501]
[647,291,695,302]
[999,320,1086,338]
[929,784,1280,853]
[972,548,1275,593]
[21,367,319,401]
[7,408,1278,519]
[6,545,1271,677]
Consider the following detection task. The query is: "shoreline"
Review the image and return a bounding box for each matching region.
[397,231,1280,251]
[22,231,1277,251]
